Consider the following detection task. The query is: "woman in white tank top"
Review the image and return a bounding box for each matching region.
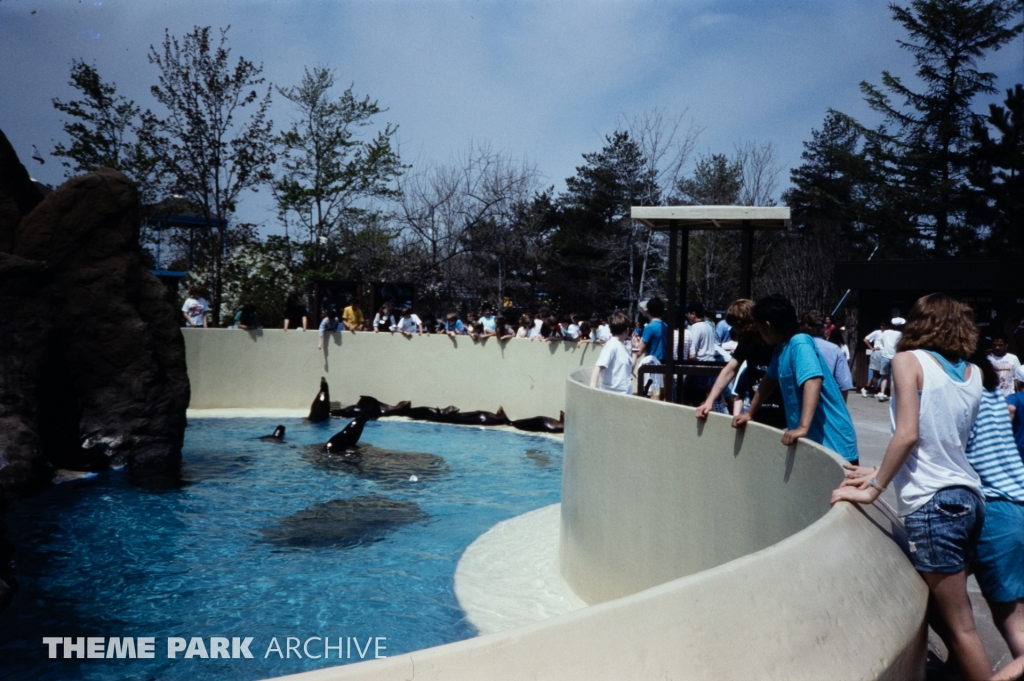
[832,294,997,681]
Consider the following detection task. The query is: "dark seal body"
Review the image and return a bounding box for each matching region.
[443,407,509,426]
[511,411,564,433]
[308,377,331,422]
[259,425,286,441]
[325,415,369,453]
[405,405,459,422]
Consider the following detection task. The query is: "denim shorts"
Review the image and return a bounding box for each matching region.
[903,487,985,574]
[974,498,1024,603]
[879,356,892,377]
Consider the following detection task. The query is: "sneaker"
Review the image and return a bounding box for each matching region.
[861,388,871,398]
[878,394,890,402]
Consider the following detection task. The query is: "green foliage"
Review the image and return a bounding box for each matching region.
[854,0,1023,254]
[51,60,162,205]
[547,131,661,314]
[143,25,276,325]
[969,84,1024,259]
[676,153,742,206]
[274,66,405,281]
[217,234,298,328]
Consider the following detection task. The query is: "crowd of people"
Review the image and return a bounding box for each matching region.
[593,290,1023,681]
[181,282,1023,678]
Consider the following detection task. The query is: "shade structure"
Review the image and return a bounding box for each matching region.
[630,205,791,230]
[630,205,790,403]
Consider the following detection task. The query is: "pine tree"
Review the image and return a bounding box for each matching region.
[857,0,1022,255]
[548,131,660,314]
[969,84,1024,258]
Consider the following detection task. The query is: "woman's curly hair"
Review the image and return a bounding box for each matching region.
[896,293,978,359]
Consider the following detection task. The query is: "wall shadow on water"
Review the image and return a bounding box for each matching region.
[301,444,449,487]
[259,494,428,549]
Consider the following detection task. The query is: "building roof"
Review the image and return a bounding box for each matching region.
[629,205,791,230]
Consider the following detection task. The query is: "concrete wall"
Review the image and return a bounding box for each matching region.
[183,329,596,418]
[261,366,928,681]
[561,367,842,602]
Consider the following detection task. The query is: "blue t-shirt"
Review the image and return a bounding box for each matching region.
[715,319,731,344]
[766,333,859,461]
[641,319,668,361]
[1005,392,1024,458]
[443,319,466,334]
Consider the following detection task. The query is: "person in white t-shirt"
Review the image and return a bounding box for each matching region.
[876,317,904,402]
[181,286,209,328]
[589,310,633,394]
[861,322,885,396]
[392,307,423,337]
[988,335,1021,396]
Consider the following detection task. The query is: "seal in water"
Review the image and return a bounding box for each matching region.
[325,414,370,454]
[511,411,564,433]
[259,425,286,441]
[442,406,509,426]
[308,377,331,422]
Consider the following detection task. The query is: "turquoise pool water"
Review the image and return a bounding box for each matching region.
[0,418,563,680]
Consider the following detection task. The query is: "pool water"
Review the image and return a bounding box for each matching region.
[0,418,563,681]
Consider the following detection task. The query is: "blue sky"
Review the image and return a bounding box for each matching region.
[1,0,1021,231]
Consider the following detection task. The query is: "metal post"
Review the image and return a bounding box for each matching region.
[739,220,753,299]
[679,227,690,316]
[666,228,677,402]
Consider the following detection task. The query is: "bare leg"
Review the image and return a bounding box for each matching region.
[923,571,991,681]
[991,600,1024,658]
[990,600,1024,680]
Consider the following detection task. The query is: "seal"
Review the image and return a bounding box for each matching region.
[308,377,331,423]
[442,407,509,426]
[510,411,564,433]
[330,395,405,419]
[405,405,460,422]
[325,414,370,454]
[258,425,286,441]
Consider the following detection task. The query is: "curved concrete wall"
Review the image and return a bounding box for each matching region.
[263,367,928,681]
[562,366,843,602]
[183,329,595,419]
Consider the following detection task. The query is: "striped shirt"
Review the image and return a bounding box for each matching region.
[965,388,1024,502]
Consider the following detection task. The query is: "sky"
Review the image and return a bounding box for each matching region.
[1,0,1021,233]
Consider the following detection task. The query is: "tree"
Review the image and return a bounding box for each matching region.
[969,84,1024,259]
[549,131,661,315]
[673,143,783,311]
[274,66,405,288]
[619,108,703,308]
[675,153,743,310]
[51,60,162,205]
[398,143,541,310]
[855,0,1023,254]
[142,25,276,325]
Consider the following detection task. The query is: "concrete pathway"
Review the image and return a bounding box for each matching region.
[846,394,1015,679]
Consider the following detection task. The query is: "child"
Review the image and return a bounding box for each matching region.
[317,309,342,349]
[732,294,858,463]
[589,310,633,394]
[638,297,668,362]
[392,307,423,337]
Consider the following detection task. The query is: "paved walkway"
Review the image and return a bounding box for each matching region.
[846,394,1015,678]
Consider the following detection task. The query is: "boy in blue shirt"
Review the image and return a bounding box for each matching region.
[732,294,859,464]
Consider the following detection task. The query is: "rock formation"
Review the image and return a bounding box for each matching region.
[0,128,190,496]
